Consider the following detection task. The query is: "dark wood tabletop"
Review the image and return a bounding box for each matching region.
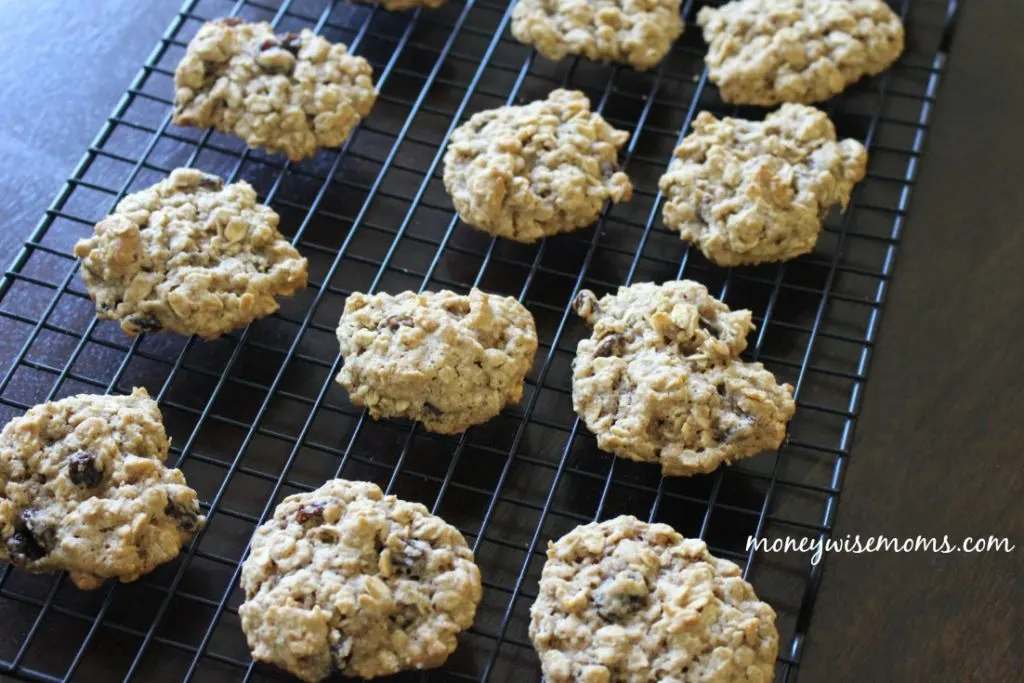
[798,2,1024,680]
[1,1,1021,682]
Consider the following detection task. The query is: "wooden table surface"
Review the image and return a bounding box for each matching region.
[1,1,1021,682]
[798,2,1024,680]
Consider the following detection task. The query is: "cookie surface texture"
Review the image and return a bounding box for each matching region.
[659,105,867,265]
[511,0,684,71]
[530,515,779,682]
[443,89,633,243]
[74,168,308,340]
[697,0,904,105]
[239,479,482,681]
[336,288,538,434]
[572,281,795,476]
[173,19,377,161]
[0,388,205,590]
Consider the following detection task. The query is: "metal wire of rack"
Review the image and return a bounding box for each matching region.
[0,0,958,681]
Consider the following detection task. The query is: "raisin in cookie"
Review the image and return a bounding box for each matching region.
[173,18,377,161]
[443,89,632,243]
[572,281,795,476]
[74,168,307,340]
[336,288,537,434]
[240,479,481,681]
[0,389,204,590]
[697,0,904,106]
[530,515,778,682]
[511,0,683,72]
[659,105,867,266]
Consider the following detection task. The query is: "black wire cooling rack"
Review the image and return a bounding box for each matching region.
[0,0,959,681]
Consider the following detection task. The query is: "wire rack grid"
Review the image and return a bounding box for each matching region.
[0,0,958,681]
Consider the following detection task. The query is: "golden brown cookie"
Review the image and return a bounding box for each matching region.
[0,389,204,590]
[336,288,538,434]
[572,281,795,476]
[443,89,632,243]
[697,0,904,105]
[659,105,867,266]
[511,0,684,71]
[173,19,377,161]
[239,479,481,681]
[74,168,307,340]
[530,515,779,682]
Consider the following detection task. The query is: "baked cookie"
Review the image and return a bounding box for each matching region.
[443,89,633,243]
[336,288,538,434]
[511,0,684,72]
[0,389,204,590]
[530,515,778,682]
[74,168,308,340]
[240,479,481,681]
[659,105,868,266]
[697,0,905,105]
[173,18,377,161]
[572,281,795,476]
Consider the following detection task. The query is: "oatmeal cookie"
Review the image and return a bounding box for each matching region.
[0,389,204,590]
[336,288,537,434]
[511,0,684,72]
[530,515,778,682]
[443,89,633,243]
[239,479,481,681]
[173,18,377,161]
[697,0,905,105]
[659,105,867,266]
[74,168,308,340]
[572,281,795,476]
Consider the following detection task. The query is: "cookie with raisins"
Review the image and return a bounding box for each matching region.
[571,280,795,475]
[530,515,778,682]
[74,168,307,340]
[239,479,481,682]
[0,388,204,589]
[335,288,537,434]
[173,19,377,161]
